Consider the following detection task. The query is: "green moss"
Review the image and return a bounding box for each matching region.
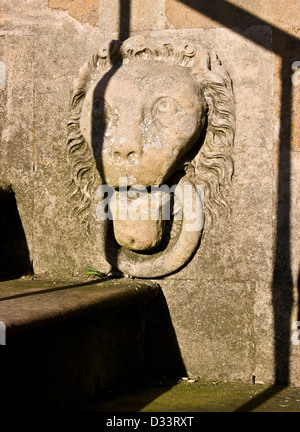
[86,381,300,412]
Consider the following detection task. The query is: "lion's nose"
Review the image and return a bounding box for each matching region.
[112,135,142,164]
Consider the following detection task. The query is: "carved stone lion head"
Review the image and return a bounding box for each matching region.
[67,35,235,278]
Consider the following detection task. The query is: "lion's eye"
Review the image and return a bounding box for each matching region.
[152,97,178,117]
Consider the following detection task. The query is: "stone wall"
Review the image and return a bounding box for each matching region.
[0,0,299,385]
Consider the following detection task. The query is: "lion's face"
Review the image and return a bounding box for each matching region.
[68,35,235,276]
[80,61,206,188]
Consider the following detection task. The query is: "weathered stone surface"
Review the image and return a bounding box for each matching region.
[0,6,108,279]
[0,277,159,336]
[291,153,300,282]
[0,35,35,260]
[159,278,255,382]
[98,0,166,38]
[165,0,300,33]
[165,0,261,30]
[48,0,99,27]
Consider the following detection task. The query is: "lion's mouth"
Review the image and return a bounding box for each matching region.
[109,187,170,252]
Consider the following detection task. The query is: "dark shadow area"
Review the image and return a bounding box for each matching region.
[234,385,287,412]
[83,287,186,412]
[272,58,293,386]
[0,187,31,280]
[178,0,299,402]
[91,1,131,273]
[143,289,187,379]
[1,299,152,411]
[83,379,177,412]
[119,0,131,41]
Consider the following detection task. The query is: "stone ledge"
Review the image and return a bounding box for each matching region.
[0,278,160,411]
[0,277,159,340]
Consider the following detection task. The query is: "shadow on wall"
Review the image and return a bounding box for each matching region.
[0,187,31,280]
[89,0,131,274]
[143,289,187,379]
